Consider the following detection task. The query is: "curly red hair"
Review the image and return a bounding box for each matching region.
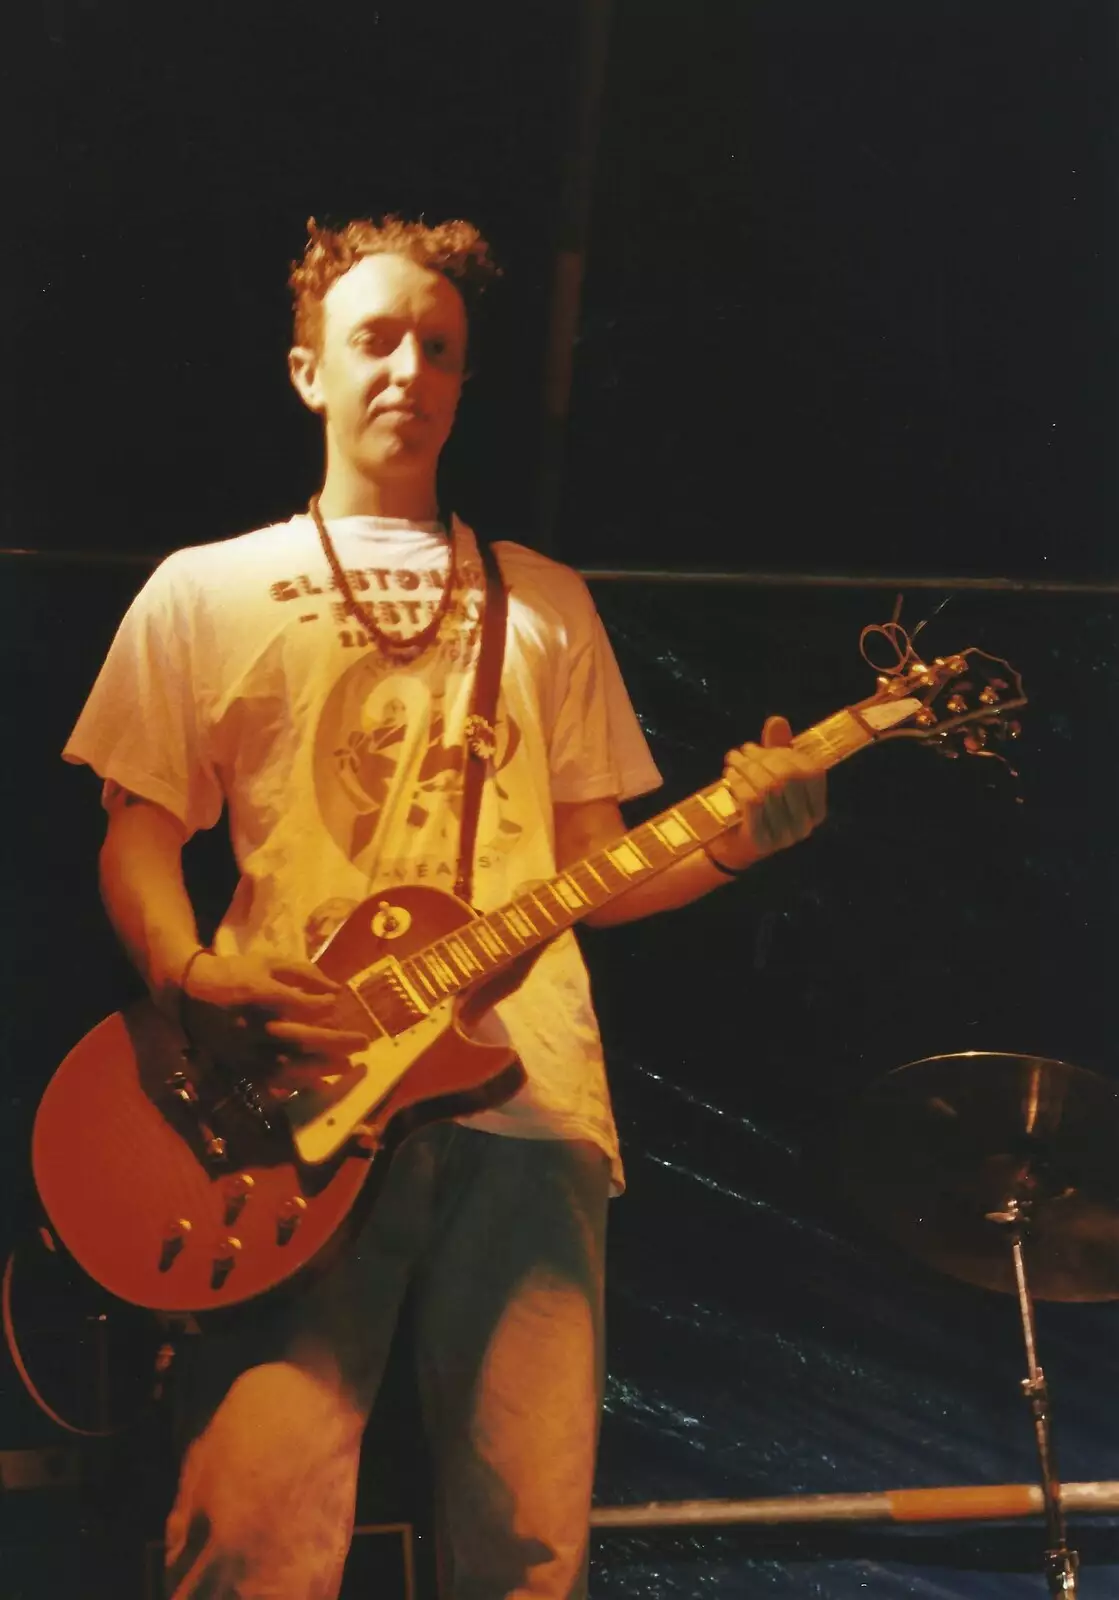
[289,216,500,352]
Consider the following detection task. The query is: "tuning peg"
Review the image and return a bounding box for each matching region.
[964,729,988,752]
[979,686,1000,706]
[915,708,938,728]
[946,695,968,715]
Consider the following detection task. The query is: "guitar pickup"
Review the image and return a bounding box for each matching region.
[351,961,430,1036]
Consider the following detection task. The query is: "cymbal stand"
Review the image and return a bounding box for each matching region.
[987,1196,1079,1598]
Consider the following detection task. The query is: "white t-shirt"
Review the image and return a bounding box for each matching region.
[64,514,662,1189]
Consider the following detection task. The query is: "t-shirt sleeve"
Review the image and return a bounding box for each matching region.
[62,553,224,836]
[548,578,663,805]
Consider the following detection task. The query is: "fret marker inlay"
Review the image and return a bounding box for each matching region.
[555,876,587,910]
[505,907,535,940]
[607,840,649,877]
[654,813,695,849]
[701,785,740,821]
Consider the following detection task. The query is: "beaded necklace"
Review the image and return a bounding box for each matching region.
[308,493,457,661]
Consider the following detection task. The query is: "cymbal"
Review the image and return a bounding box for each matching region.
[843,1052,1119,1302]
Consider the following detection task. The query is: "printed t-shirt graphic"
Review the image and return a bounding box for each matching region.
[62,514,663,1188]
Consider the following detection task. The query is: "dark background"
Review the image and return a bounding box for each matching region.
[3,2,1118,1596]
[3,0,1117,575]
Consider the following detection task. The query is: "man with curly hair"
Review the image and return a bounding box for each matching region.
[63,215,825,1598]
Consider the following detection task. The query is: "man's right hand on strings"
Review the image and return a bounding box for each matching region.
[179,951,372,1092]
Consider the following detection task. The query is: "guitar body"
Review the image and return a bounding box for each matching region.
[32,885,526,1315]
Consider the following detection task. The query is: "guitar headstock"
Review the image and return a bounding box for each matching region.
[853,644,1027,761]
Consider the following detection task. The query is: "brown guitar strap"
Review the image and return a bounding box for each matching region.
[454,536,508,906]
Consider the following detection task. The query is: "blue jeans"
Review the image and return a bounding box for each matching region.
[165,1125,611,1600]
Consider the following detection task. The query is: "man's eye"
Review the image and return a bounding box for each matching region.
[427,339,461,368]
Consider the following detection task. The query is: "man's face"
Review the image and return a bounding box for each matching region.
[293,252,468,487]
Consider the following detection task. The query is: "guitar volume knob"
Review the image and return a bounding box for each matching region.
[159,1217,192,1273]
[276,1195,308,1245]
[221,1172,255,1224]
[210,1237,242,1291]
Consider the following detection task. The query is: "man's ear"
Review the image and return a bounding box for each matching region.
[288,346,324,413]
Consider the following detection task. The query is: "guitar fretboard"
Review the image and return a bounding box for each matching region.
[373,704,886,1012]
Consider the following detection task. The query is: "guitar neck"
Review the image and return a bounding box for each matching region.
[384,699,917,1009]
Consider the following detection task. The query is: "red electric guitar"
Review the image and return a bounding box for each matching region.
[30,643,1026,1315]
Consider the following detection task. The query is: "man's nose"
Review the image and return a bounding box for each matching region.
[390,332,423,382]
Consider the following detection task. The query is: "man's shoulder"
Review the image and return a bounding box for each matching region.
[163,517,308,579]
[145,519,311,614]
[490,539,594,612]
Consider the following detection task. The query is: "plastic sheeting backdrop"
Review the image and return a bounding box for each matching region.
[2,563,1118,1598]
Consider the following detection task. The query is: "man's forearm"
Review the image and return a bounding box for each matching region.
[555,796,754,930]
[98,803,203,1007]
[581,841,752,928]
